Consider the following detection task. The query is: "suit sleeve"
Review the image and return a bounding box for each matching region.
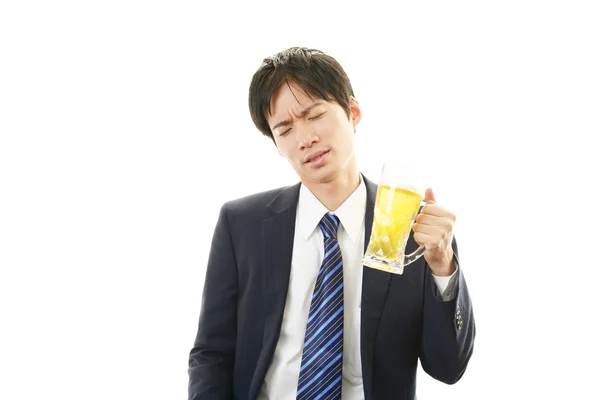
[419,237,476,384]
[188,203,238,399]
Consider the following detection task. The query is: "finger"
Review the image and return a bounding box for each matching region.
[412,223,444,238]
[413,231,440,247]
[424,188,436,203]
[420,203,456,220]
[415,214,454,230]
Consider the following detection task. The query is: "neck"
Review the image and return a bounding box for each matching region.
[303,162,361,211]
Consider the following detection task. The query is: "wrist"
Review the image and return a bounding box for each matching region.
[428,248,456,277]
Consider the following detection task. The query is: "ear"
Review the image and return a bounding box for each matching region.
[349,96,362,128]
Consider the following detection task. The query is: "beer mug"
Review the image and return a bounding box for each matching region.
[362,161,427,275]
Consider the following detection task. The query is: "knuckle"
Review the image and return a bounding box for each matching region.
[444,219,454,230]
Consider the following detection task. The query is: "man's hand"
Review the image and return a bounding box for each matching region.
[412,188,456,277]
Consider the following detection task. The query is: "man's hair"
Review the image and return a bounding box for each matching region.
[248,47,355,142]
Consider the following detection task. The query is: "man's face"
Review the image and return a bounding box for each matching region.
[267,82,362,186]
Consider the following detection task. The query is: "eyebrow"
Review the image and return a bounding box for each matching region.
[270,103,324,131]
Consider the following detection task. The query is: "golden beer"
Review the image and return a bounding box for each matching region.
[363,184,423,273]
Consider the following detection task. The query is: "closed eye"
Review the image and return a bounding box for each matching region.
[309,112,325,121]
[279,128,292,137]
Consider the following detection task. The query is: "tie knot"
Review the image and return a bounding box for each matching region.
[319,213,340,239]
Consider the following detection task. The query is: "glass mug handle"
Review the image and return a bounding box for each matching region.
[404,199,428,267]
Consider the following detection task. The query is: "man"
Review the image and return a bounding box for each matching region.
[188,47,475,400]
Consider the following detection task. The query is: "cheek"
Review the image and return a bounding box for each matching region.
[276,142,297,162]
[314,118,336,137]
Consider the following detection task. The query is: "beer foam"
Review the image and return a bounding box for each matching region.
[378,161,425,195]
[380,178,424,196]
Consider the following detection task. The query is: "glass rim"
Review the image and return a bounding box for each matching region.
[379,161,425,195]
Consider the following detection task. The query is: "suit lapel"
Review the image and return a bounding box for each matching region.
[361,176,392,400]
[249,183,300,399]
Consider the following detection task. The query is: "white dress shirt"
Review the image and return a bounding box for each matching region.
[258,178,455,399]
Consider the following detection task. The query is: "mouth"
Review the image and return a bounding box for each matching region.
[304,150,330,164]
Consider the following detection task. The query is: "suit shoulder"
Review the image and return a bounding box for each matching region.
[221,185,296,217]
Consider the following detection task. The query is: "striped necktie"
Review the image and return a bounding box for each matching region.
[296,213,344,400]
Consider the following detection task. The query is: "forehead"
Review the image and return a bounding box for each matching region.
[268,82,318,118]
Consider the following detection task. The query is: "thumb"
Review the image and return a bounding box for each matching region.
[424,188,437,203]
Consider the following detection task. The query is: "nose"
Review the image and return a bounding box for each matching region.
[297,124,319,150]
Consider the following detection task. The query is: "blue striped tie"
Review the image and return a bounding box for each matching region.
[296,213,344,400]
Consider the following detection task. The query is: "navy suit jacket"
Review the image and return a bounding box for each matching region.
[188,176,475,400]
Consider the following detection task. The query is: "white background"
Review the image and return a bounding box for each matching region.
[1,1,599,399]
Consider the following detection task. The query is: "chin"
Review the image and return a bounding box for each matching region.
[303,169,338,185]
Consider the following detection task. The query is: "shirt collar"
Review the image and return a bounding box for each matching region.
[297,176,366,243]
